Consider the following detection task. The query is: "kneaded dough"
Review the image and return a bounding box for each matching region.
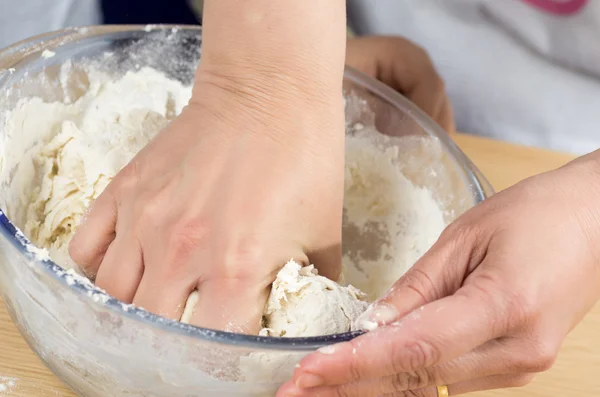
[261,260,368,336]
[0,66,447,339]
[180,260,368,336]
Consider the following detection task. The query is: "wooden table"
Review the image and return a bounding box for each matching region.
[0,133,598,396]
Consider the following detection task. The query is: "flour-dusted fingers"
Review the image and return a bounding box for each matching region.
[276,340,529,397]
[131,255,198,320]
[283,219,498,390]
[280,374,534,397]
[94,237,143,303]
[188,276,270,334]
[69,189,118,277]
[354,219,490,333]
[132,276,195,321]
[280,156,600,397]
[288,281,511,390]
[279,373,534,397]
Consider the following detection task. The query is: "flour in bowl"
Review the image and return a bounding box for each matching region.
[0,66,446,339]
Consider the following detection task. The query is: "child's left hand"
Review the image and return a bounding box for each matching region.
[346,36,455,133]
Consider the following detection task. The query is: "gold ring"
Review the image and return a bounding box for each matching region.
[436,385,449,397]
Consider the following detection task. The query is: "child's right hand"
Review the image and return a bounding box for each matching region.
[346,36,454,134]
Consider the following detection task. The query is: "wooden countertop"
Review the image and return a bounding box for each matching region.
[0,133,598,396]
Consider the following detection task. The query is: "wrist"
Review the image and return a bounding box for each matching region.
[197,0,347,103]
[193,62,342,111]
[188,69,345,144]
[559,149,600,265]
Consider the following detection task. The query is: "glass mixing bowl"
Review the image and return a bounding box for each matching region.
[0,25,494,397]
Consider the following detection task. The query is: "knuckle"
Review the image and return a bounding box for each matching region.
[218,236,267,280]
[441,219,477,245]
[405,40,429,62]
[346,351,366,383]
[400,267,440,302]
[530,341,559,372]
[112,161,140,192]
[333,386,355,397]
[430,71,445,91]
[389,373,411,391]
[390,369,434,391]
[394,390,428,397]
[516,340,559,372]
[137,187,179,229]
[459,274,514,334]
[67,238,88,266]
[408,44,442,82]
[487,285,542,332]
[138,196,164,225]
[169,220,210,260]
[341,340,370,384]
[151,217,211,280]
[401,340,442,371]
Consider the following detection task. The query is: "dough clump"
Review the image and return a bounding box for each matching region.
[260,260,368,337]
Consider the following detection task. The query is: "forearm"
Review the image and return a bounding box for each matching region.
[197,0,347,98]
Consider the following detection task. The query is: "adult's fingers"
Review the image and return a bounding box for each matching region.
[357,222,487,332]
[132,264,197,320]
[400,67,446,126]
[279,373,533,397]
[69,190,117,277]
[277,340,522,396]
[377,39,448,123]
[381,373,534,397]
[94,236,144,303]
[187,277,269,334]
[435,95,455,135]
[291,269,511,387]
[345,37,450,129]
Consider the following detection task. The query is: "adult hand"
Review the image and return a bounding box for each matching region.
[68,0,348,334]
[68,65,345,333]
[278,152,600,396]
[346,36,454,134]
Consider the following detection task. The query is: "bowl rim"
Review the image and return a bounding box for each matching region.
[0,24,493,351]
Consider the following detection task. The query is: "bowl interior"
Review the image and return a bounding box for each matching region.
[0,24,492,396]
[0,24,490,342]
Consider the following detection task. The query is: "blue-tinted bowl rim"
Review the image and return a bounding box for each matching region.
[0,25,493,351]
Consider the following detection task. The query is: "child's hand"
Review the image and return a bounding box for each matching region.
[346,36,454,133]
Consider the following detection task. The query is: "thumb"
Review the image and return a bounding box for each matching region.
[355,224,485,330]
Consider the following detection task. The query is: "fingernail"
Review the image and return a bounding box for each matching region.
[296,373,325,389]
[354,302,399,331]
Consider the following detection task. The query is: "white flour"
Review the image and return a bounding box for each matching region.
[0,377,17,394]
[0,66,446,341]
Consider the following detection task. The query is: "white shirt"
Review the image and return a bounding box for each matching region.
[0,0,100,50]
[348,0,600,154]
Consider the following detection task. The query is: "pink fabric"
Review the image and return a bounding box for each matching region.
[520,0,588,15]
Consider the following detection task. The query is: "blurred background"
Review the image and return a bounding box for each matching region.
[0,0,203,50]
[3,0,599,154]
